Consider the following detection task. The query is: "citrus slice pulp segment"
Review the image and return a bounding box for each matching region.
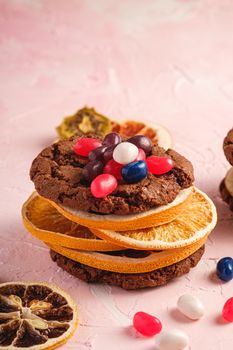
[47,187,193,232]
[48,236,207,274]
[0,282,78,350]
[22,193,124,251]
[91,188,217,250]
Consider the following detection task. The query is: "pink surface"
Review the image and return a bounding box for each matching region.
[0,1,233,349]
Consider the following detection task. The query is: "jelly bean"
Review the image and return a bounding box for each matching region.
[89,145,108,162]
[127,135,152,154]
[146,156,173,175]
[133,311,162,337]
[113,142,139,165]
[216,257,233,282]
[222,297,233,322]
[135,148,146,161]
[177,294,204,320]
[103,159,123,180]
[103,132,122,146]
[82,160,103,182]
[122,160,148,184]
[103,145,115,162]
[74,138,102,157]
[155,330,189,350]
[91,174,117,198]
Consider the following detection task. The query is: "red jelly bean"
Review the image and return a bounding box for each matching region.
[91,174,117,198]
[222,297,233,322]
[73,138,102,157]
[146,156,173,175]
[133,311,162,337]
[135,148,146,161]
[103,159,123,180]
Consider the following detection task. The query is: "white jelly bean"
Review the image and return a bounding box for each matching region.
[113,142,139,165]
[177,294,204,320]
[155,329,189,350]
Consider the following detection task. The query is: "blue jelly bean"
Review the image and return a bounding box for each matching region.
[216,257,233,282]
[121,160,148,184]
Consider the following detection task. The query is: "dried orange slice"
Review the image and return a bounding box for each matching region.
[91,188,217,250]
[0,282,78,349]
[48,236,207,274]
[47,188,192,232]
[112,119,172,149]
[56,107,112,139]
[22,193,124,251]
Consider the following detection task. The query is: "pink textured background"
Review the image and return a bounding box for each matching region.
[1,1,233,349]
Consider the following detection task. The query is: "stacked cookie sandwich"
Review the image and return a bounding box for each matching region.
[220,129,233,209]
[23,131,217,290]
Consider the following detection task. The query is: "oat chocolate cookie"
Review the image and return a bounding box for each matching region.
[30,137,194,215]
[223,129,233,165]
[50,246,204,290]
[219,178,233,211]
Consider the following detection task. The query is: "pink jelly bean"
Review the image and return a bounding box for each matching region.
[135,148,146,161]
[222,297,233,322]
[73,138,102,157]
[103,159,123,180]
[133,311,162,337]
[91,174,117,198]
[146,156,173,175]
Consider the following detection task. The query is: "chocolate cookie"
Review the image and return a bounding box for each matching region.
[50,246,204,290]
[30,137,194,215]
[219,178,233,211]
[223,129,233,165]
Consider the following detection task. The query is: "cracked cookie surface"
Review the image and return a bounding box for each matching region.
[30,137,194,215]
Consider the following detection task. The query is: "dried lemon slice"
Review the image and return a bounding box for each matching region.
[22,193,124,251]
[47,187,192,231]
[0,282,78,349]
[56,107,112,139]
[91,188,217,250]
[48,236,207,274]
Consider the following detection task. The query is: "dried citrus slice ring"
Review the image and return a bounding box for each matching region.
[112,120,172,149]
[48,236,207,274]
[0,282,78,349]
[56,107,112,139]
[47,187,192,232]
[22,193,124,251]
[91,188,217,250]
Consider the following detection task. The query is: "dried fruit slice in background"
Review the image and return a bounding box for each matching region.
[56,107,112,139]
[112,120,172,149]
[22,192,124,251]
[0,282,78,349]
[56,107,172,149]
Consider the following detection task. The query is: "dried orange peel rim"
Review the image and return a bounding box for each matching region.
[46,187,193,232]
[22,193,124,251]
[91,188,217,250]
[48,236,207,274]
[0,281,78,350]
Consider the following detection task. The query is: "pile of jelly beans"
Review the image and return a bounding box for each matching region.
[73,132,174,198]
[133,291,233,349]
